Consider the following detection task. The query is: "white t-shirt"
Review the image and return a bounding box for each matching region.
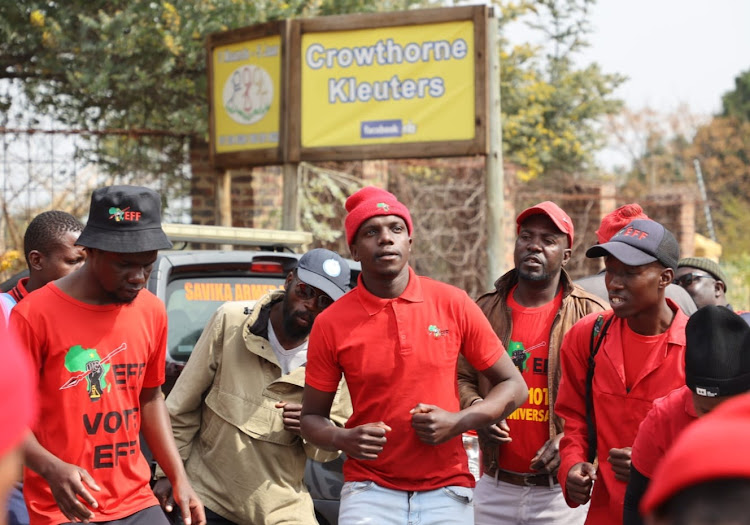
[267,319,308,375]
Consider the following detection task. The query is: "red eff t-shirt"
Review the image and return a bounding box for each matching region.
[500,287,561,473]
[11,283,166,525]
[306,268,505,491]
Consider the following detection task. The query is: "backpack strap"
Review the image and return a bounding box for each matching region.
[586,312,614,464]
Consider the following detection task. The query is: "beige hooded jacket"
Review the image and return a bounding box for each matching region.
[160,290,351,524]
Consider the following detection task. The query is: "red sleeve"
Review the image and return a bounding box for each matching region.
[3,311,38,451]
[631,387,692,479]
[555,312,600,505]
[458,292,504,371]
[143,301,167,388]
[305,318,342,392]
[630,402,664,479]
[9,308,43,379]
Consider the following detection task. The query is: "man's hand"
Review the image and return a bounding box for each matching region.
[153,478,175,515]
[43,460,100,523]
[478,419,512,445]
[530,433,562,474]
[410,404,460,445]
[153,477,205,525]
[275,401,303,435]
[334,422,392,460]
[566,462,597,505]
[608,447,632,483]
[172,478,206,525]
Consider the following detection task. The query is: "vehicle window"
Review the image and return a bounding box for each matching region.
[165,276,285,361]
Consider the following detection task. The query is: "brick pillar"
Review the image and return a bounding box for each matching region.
[676,193,696,258]
[189,138,219,225]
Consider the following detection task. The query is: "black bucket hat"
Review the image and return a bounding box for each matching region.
[76,185,173,253]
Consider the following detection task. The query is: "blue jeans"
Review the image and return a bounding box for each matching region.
[8,485,28,525]
[338,481,474,525]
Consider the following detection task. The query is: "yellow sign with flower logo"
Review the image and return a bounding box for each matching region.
[211,35,282,154]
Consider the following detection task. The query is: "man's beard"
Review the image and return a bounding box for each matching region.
[281,292,313,339]
[518,268,550,282]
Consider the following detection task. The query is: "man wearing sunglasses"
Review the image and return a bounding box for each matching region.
[673,257,732,310]
[154,249,353,525]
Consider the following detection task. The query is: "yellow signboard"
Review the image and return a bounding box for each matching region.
[212,35,282,154]
[300,20,476,148]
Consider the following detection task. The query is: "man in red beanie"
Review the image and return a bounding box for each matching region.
[574,204,696,315]
[639,392,750,524]
[301,186,527,525]
[458,201,607,525]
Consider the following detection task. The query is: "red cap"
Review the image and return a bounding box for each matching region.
[640,393,750,516]
[596,203,649,243]
[344,186,413,245]
[516,201,574,247]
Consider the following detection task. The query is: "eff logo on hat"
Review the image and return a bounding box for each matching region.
[616,226,649,240]
[108,207,142,223]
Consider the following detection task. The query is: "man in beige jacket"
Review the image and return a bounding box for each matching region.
[154,249,353,525]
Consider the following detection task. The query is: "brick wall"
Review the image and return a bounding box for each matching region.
[189,141,698,282]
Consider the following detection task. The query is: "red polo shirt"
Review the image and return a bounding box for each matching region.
[8,276,29,303]
[631,385,697,478]
[306,267,505,491]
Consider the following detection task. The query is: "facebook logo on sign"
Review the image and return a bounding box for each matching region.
[361,120,402,139]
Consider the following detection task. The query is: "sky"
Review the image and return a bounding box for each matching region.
[577,0,750,116]
[502,0,750,168]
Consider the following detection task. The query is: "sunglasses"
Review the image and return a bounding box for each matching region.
[295,281,334,310]
[673,272,712,288]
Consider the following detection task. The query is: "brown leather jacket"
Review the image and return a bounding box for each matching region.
[457,268,607,472]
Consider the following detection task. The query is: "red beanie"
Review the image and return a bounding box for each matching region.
[596,203,649,243]
[345,186,413,245]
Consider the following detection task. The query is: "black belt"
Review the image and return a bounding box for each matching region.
[485,466,558,488]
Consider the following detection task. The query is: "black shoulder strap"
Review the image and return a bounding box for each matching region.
[586,312,614,464]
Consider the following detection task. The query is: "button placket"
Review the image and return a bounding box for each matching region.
[391,300,412,354]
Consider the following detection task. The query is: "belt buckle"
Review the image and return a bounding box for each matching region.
[523,475,536,487]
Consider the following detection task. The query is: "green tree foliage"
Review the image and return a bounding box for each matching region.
[721,67,750,122]
[0,0,427,134]
[498,0,625,180]
[687,117,750,260]
[611,66,750,304]
[1,0,621,184]
[0,0,426,181]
